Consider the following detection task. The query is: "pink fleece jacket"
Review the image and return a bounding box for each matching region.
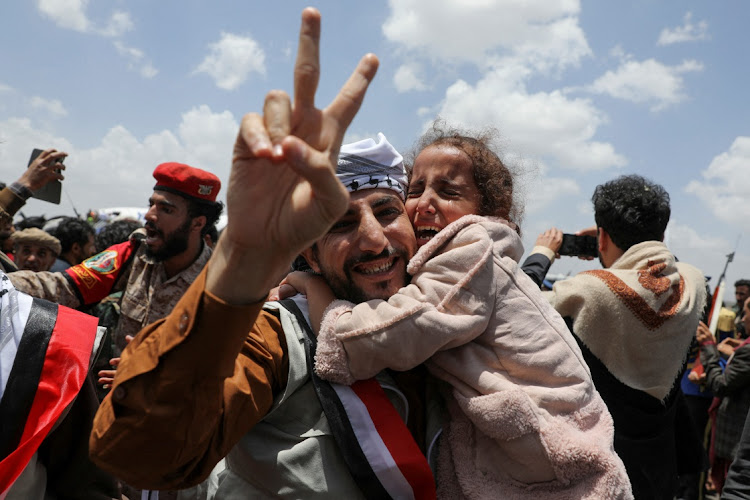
[315,215,632,499]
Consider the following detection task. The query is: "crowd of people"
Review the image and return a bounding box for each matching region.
[1,7,749,500]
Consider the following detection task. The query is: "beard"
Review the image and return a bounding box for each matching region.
[319,247,410,304]
[144,217,192,261]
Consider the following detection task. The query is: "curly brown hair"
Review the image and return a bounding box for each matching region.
[406,120,522,230]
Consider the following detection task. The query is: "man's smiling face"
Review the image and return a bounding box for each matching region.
[304,188,417,303]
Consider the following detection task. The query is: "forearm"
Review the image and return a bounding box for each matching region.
[9,270,81,308]
[0,186,27,225]
[520,248,554,288]
[91,267,286,488]
[206,234,295,305]
[299,275,335,335]
[701,344,750,396]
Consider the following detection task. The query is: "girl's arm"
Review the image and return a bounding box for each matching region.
[315,223,498,384]
[282,271,335,335]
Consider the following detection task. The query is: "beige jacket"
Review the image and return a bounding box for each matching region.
[315,215,632,499]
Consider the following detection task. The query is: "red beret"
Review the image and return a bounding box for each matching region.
[152,162,221,203]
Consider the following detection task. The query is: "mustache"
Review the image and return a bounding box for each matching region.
[346,247,398,267]
[144,221,163,237]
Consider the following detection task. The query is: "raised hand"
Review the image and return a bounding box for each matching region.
[534,228,563,257]
[17,148,66,191]
[208,8,379,304]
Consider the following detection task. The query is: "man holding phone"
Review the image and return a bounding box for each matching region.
[524,174,707,499]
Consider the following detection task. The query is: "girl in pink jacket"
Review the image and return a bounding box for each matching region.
[285,124,632,499]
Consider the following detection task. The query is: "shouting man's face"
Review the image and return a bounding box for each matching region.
[144,191,193,262]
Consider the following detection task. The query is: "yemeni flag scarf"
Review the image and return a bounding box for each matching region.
[281,298,436,500]
[0,272,100,494]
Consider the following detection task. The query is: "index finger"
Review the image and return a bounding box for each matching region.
[293,8,321,113]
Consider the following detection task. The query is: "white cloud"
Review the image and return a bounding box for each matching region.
[37,0,90,33]
[394,63,428,93]
[666,220,730,253]
[37,0,132,37]
[434,61,626,172]
[686,137,750,228]
[29,96,68,117]
[100,10,134,37]
[657,12,709,46]
[383,0,591,70]
[37,1,150,79]
[195,33,266,90]
[586,56,704,111]
[0,83,13,93]
[139,64,158,79]
[0,106,238,215]
[524,175,580,214]
[114,41,158,79]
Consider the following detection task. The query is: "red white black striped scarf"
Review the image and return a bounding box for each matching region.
[0,273,100,495]
[283,297,436,500]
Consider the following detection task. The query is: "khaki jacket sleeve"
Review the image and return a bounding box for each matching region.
[8,270,82,308]
[0,186,26,225]
[90,265,289,489]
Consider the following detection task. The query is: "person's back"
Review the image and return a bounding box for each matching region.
[543,175,707,499]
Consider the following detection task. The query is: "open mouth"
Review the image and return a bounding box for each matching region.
[352,255,398,276]
[415,225,442,245]
[144,226,162,245]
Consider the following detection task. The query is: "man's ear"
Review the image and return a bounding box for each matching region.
[191,215,207,235]
[597,227,608,254]
[70,242,81,256]
[301,245,322,274]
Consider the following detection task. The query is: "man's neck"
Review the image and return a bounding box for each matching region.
[60,252,76,266]
[162,240,203,279]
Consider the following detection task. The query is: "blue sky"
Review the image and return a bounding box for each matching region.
[1,1,748,303]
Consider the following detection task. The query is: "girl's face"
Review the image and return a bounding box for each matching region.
[405,144,481,247]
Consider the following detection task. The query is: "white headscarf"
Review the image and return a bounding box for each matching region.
[337,133,408,200]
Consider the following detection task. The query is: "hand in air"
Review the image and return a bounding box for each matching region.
[209,8,379,303]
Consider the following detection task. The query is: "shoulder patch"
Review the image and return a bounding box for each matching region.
[83,250,119,275]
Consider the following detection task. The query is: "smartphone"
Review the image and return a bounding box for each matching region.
[558,234,598,258]
[28,148,62,204]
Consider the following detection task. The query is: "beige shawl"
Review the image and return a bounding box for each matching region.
[545,241,707,400]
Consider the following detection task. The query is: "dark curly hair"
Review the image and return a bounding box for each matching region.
[186,199,224,237]
[52,217,94,254]
[95,220,143,253]
[592,174,670,252]
[406,121,522,229]
[735,279,750,289]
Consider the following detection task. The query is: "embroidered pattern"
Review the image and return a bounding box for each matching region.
[583,269,685,330]
[637,260,672,296]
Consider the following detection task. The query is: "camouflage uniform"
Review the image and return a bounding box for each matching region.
[9,241,212,355]
[110,243,212,354]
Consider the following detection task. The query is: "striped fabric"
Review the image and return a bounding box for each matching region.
[0,273,100,494]
[282,298,435,499]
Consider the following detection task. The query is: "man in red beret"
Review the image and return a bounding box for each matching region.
[5,161,222,498]
[9,162,224,358]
